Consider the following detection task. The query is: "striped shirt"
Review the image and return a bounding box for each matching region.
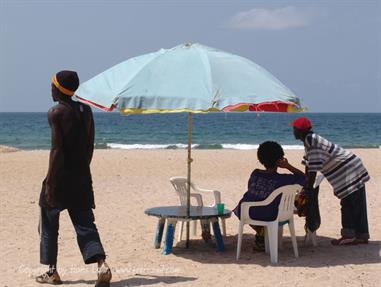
[302,132,370,199]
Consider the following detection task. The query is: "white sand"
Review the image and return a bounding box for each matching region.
[0,149,380,286]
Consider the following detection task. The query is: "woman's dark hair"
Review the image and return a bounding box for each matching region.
[257,141,284,169]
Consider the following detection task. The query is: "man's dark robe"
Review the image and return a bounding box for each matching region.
[39,101,94,210]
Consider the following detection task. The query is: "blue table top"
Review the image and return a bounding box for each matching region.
[145,206,232,219]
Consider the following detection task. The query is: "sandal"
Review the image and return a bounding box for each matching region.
[36,271,62,285]
[331,237,357,246]
[95,262,112,287]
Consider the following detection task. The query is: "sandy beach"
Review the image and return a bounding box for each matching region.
[0,148,380,287]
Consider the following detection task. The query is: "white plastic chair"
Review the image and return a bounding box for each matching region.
[236,184,301,264]
[170,177,226,242]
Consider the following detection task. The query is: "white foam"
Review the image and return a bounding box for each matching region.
[107,143,169,149]
[171,143,199,149]
[106,143,305,150]
[221,144,259,150]
[221,144,304,150]
[282,145,305,150]
[106,143,198,149]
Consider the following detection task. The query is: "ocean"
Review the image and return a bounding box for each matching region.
[0,112,380,150]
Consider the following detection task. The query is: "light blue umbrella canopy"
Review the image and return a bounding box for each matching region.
[74,43,303,248]
[75,43,302,113]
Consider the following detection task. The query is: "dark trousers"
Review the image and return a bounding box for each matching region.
[39,206,106,265]
[340,186,369,240]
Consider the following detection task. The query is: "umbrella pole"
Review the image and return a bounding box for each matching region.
[186,112,192,248]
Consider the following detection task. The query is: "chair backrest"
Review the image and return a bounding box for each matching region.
[170,177,189,206]
[240,184,300,224]
[276,185,300,222]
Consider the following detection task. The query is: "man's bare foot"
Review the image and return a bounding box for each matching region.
[331,236,357,246]
[201,230,212,242]
[252,241,265,252]
[354,238,369,244]
[95,262,112,287]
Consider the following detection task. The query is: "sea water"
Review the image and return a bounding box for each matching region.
[0,112,380,150]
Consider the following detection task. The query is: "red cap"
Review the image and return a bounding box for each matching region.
[289,117,312,131]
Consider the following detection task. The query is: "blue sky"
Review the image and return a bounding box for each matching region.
[0,0,380,112]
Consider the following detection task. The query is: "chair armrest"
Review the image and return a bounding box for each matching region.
[212,190,222,205]
[241,190,283,208]
[191,183,222,206]
[240,199,279,222]
[190,193,203,206]
[191,183,214,193]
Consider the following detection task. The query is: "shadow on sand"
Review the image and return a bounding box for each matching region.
[61,279,94,285]
[61,235,379,285]
[63,275,196,286]
[111,275,197,287]
[168,234,381,267]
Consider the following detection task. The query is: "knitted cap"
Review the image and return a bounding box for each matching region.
[52,70,79,96]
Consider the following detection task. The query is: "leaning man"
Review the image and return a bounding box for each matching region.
[37,71,112,286]
[291,116,370,246]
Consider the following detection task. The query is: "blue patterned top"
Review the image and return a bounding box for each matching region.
[234,170,305,221]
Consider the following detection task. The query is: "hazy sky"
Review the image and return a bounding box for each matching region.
[1,0,380,112]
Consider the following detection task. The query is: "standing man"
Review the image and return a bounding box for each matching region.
[37,71,112,286]
[291,116,370,245]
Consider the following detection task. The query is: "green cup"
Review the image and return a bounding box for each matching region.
[216,203,224,215]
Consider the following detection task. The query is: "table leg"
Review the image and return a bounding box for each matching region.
[153,218,165,249]
[163,219,177,255]
[211,218,224,252]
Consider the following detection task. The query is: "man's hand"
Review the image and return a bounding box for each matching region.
[305,171,317,190]
[277,157,305,176]
[276,158,289,168]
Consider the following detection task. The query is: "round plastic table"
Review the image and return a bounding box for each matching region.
[145,206,231,254]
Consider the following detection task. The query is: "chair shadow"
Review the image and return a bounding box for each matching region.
[111,275,197,287]
[170,234,381,267]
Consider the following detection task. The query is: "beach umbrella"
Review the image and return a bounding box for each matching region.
[74,43,303,247]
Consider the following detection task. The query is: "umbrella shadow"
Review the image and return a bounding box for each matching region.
[61,275,197,287]
[111,275,197,286]
[61,279,94,285]
[171,234,381,267]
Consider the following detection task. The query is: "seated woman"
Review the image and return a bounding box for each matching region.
[233,141,305,251]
